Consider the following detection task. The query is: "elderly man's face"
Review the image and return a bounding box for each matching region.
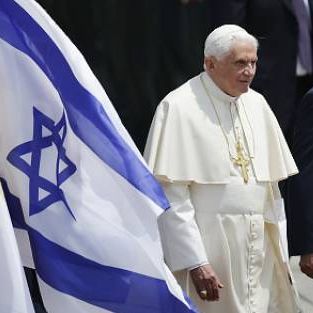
[205,41,258,97]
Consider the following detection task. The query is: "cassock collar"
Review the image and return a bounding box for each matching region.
[201,72,239,104]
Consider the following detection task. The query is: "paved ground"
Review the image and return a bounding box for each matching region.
[290,256,313,313]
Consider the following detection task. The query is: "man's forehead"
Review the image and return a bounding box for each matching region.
[228,42,257,59]
[232,40,257,51]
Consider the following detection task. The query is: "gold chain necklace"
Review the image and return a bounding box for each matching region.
[200,75,254,183]
[234,99,255,159]
[229,104,254,159]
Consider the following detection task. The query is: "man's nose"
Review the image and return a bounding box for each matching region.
[243,63,255,75]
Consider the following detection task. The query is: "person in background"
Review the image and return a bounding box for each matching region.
[286,87,313,279]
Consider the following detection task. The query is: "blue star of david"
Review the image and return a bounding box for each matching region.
[7,107,77,219]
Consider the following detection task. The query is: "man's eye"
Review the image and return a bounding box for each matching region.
[235,60,257,67]
[235,60,247,67]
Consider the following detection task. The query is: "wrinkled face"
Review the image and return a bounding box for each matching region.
[205,40,258,97]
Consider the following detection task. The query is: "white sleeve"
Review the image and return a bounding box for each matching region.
[158,181,208,272]
[265,182,289,262]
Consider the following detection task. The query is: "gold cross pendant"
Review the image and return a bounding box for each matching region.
[233,141,250,183]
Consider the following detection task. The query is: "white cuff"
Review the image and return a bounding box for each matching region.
[188,261,210,271]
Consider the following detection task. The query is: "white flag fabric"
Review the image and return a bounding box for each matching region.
[0,186,35,313]
[0,1,198,312]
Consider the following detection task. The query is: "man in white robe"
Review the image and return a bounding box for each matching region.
[144,25,303,313]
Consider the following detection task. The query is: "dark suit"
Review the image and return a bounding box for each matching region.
[286,88,313,256]
[209,0,313,145]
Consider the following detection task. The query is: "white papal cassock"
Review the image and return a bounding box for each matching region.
[144,72,303,313]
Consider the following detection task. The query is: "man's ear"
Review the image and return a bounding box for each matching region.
[204,56,216,72]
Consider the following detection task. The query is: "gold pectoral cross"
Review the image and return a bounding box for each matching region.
[233,141,250,183]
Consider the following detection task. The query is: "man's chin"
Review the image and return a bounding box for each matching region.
[240,84,250,93]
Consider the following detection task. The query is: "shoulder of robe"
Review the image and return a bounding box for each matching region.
[241,88,268,107]
[241,88,276,119]
[161,75,201,113]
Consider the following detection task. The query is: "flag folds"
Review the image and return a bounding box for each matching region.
[0,187,34,313]
[0,1,197,312]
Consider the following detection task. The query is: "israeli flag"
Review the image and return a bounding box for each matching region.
[0,1,198,312]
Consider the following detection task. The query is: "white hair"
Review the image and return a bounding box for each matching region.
[204,24,258,60]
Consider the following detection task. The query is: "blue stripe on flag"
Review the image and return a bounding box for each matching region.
[0,178,28,230]
[1,179,197,313]
[29,227,196,313]
[0,0,168,210]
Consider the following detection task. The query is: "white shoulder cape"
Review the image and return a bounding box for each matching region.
[144,74,298,183]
